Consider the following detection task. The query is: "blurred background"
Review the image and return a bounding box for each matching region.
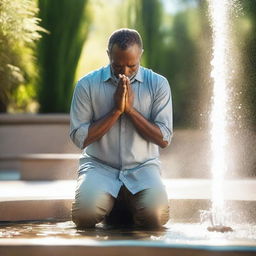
[0,0,255,179]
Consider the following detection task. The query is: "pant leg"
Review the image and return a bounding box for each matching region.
[129,186,170,229]
[72,172,115,228]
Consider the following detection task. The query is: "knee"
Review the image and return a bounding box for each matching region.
[71,194,113,228]
[72,206,106,228]
[132,187,170,228]
[133,205,170,228]
[71,189,114,229]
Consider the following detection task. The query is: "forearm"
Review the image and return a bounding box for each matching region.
[83,108,122,148]
[126,108,168,148]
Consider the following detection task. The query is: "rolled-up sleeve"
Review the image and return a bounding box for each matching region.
[69,79,92,149]
[151,78,173,145]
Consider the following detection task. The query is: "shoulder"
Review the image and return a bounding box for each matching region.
[141,66,170,91]
[77,66,105,87]
[74,66,106,96]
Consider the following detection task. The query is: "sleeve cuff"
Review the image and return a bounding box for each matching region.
[70,122,90,149]
[155,122,172,145]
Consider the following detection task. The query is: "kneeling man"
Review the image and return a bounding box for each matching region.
[70,28,173,229]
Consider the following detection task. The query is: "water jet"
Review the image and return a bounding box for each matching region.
[207,0,237,233]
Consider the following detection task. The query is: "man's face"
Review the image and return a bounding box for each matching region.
[108,44,143,78]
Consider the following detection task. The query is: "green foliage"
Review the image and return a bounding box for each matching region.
[37,0,90,113]
[238,0,256,127]
[128,0,256,128]
[0,0,45,112]
[137,0,164,69]
[129,0,207,128]
[127,0,165,70]
[163,9,201,127]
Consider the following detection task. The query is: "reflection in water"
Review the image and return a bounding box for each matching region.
[0,221,167,240]
[0,221,256,244]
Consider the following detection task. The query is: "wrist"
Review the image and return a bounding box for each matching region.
[113,108,123,117]
[125,107,135,115]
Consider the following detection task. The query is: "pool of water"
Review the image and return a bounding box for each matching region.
[0,220,255,245]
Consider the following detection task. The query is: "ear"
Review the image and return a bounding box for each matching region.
[106,49,110,58]
[139,49,144,60]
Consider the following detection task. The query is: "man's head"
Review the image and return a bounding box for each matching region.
[107,28,143,78]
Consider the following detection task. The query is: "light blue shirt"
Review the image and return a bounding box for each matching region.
[70,64,173,198]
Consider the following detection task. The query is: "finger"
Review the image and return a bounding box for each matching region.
[122,85,127,97]
[118,75,125,87]
[122,75,126,85]
[122,76,127,89]
[125,75,130,83]
[125,77,131,93]
[123,76,129,87]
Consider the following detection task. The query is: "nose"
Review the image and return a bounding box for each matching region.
[121,66,130,76]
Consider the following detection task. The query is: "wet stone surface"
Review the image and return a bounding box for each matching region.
[0,220,256,245]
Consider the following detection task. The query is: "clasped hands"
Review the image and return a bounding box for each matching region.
[114,74,134,114]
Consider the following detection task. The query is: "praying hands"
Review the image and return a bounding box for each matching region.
[114,74,134,115]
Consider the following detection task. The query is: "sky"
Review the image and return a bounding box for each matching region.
[162,0,198,13]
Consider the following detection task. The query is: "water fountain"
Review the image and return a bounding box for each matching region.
[207,0,234,233]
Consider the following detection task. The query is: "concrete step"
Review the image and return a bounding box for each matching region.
[1,114,256,179]
[0,153,80,180]
[0,114,79,155]
[0,179,255,222]
[0,236,255,256]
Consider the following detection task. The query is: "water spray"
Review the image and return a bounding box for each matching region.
[207,0,235,232]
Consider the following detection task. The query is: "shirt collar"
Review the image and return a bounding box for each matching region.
[102,64,144,83]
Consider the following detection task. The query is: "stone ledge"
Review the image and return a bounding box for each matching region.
[0,242,256,256]
[0,114,69,125]
[0,154,80,180]
[0,198,255,223]
[0,242,255,256]
[0,179,255,222]
[0,153,80,161]
[1,179,256,201]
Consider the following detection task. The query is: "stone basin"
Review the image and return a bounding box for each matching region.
[0,179,256,256]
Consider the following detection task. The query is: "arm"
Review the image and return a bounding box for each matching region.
[82,109,121,148]
[124,76,171,148]
[126,108,168,148]
[83,75,127,148]
[70,77,127,149]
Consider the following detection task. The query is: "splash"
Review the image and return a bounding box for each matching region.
[208,0,234,231]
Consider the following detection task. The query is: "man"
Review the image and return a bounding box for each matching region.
[70,28,173,229]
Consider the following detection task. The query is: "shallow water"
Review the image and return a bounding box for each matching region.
[0,220,255,245]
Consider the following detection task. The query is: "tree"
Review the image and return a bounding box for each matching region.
[129,0,205,127]
[37,0,90,113]
[127,0,164,70]
[239,0,256,127]
[0,0,44,112]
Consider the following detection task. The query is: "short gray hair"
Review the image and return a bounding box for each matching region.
[108,28,143,52]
